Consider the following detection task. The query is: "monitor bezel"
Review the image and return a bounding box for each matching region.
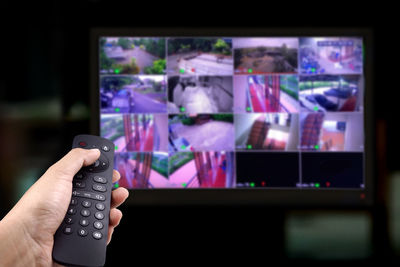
[90,27,374,207]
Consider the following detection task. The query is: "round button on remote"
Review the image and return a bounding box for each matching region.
[75,173,85,180]
[78,141,87,147]
[67,208,76,215]
[93,184,106,192]
[94,221,103,230]
[94,212,104,220]
[80,219,89,227]
[81,209,90,217]
[93,176,107,184]
[95,203,105,211]
[82,200,91,208]
[92,231,102,240]
[78,229,88,237]
[65,217,74,224]
[84,153,109,173]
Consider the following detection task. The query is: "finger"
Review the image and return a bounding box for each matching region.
[112,169,121,183]
[111,187,129,209]
[48,148,100,178]
[53,262,66,267]
[107,226,114,245]
[109,208,123,227]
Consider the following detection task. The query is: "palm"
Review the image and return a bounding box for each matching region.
[19,172,73,265]
[0,149,128,266]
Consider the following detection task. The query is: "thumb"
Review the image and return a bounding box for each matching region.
[48,148,100,180]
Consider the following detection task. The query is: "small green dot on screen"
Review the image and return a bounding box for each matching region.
[315,183,320,188]
[180,69,185,74]
[246,107,251,111]
[114,146,118,151]
[182,183,187,187]
[250,182,255,187]
[115,107,120,112]
[248,69,253,73]
[114,183,119,188]
[314,145,319,150]
[114,69,120,74]
[311,68,316,73]
[180,107,185,112]
[313,106,318,111]
[247,145,252,149]
[181,145,186,150]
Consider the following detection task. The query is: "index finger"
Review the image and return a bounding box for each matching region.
[112,169,121,183]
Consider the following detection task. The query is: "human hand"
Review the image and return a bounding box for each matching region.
[0,148,129,266]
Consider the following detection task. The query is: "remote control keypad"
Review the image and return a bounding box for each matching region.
[62,170,108,240]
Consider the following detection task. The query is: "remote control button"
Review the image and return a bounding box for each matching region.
[78,141,87,147]
[95,203,105,211]
[67,208,76,215]
[74,181,86,188]
[72,190,105,201]
[80,219,89,227]
[65,217,74,224]
[81,209,91,217]
[102,145,110,152]
[82,191,93,198]
[93,184,106,192]
[78,229,88,237]
[75,173,85,180]
[87,159,100,170]
[93,221,103,230]
[94,212,104,220]
[73,190,92,198]
[63,227,73,234]
[70,198,77,205]
[84,154,109,173]
[93,176,107,184]
[82,200,91,208]
[94,194,106,201]
[92,231,102,240]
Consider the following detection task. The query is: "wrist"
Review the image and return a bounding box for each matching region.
[0,212,44,266]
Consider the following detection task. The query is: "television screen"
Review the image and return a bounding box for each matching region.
[98,36,365,191]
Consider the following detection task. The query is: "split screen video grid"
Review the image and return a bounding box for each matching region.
[99,37,364,189]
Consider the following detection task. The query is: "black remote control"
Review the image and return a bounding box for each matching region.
[53,134,114,267]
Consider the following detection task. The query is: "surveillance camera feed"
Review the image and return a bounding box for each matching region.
[99,36,365,190]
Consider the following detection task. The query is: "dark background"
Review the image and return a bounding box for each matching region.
[0,1,398,266]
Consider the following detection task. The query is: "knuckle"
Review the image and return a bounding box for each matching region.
[71,147,86,155]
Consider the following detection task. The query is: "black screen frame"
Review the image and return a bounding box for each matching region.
[90,27,374,207]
